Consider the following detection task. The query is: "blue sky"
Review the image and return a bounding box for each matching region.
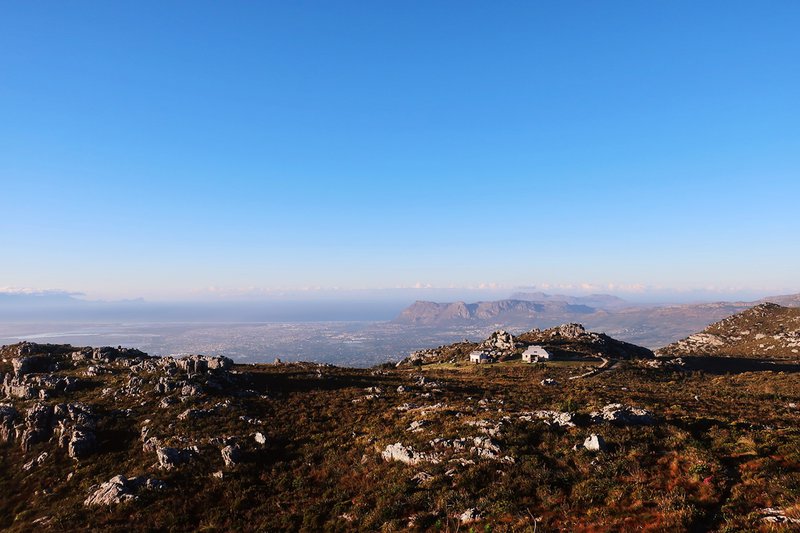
[1,1,799,301]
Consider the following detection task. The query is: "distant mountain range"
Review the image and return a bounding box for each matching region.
[509,292,631,310]
[394,292,800,349]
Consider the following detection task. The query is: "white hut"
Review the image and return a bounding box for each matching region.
[469,350,492,364]
[522,345,551,363]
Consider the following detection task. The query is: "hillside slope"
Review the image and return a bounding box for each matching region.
[1,341,799,531]
[657,303,800,359]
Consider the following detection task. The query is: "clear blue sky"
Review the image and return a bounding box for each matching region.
[1,1,799,300]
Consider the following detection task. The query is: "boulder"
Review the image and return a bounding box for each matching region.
[582,434,607,452]
[156,447,194,469]
[221,444,241,467]
[591,403,656,425]
[83,475,166,506]
[12,355,55,376]
[68,430,97,460]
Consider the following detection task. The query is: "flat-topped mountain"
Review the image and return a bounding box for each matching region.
[509,292,631,310]
[656,303,800,359]
[394,299,594,326]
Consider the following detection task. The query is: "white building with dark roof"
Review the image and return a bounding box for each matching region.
[469,350,492,364]
[522,345,551,363]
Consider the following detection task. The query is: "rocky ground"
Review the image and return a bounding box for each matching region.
[658,303,800,359]
[399,324,654,367]
[1,318,800,531]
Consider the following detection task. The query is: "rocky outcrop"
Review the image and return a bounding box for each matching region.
[12,355,56,376]
[68,429,97,459]
[518,323,654,360]
[84,475,166,506]
[519,410,575,427]
[19,403,54,451]
[591,404,655,425]
[381,443,438,465]
[175,355,233,374]
[480,330,519,351]
[0,403,18,443]
[156,446,196,469]
[657,303,800,359]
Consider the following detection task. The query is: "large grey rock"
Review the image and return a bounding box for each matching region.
[83,475,166,506]
[591,403,656,425]
[68,429,97,460]
[12,355,55,376]
[156,446,194,469]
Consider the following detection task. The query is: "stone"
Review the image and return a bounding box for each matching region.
[181,384,203,397]
[254,432,267,445]
[221,444,241,467]
[68,430,97,460]
[583,434,607,452]
[156,447,193,469]
[12,355,54,376]
[407,420,426,432]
